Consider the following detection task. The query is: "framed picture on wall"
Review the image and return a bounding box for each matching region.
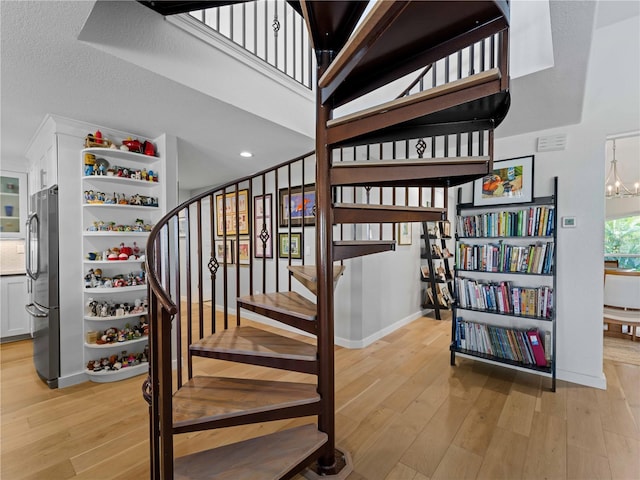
[216,189,249,236]
[238,237,250,265]
[473,156,534,206]
[214,239,234,264]
[253,194,273,258]
[398,222,412,245]
[279,184,316,227]
[278,232,302,259]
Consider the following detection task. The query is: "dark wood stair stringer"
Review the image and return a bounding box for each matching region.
[333,203,445,224]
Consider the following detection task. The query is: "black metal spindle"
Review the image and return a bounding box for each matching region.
[197,200,204,339]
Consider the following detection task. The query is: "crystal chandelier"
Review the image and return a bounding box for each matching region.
[605,139,639,198]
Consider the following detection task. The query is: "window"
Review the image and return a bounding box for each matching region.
[605,216,640,270]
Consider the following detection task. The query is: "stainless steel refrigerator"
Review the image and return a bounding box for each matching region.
[25,185,60,388]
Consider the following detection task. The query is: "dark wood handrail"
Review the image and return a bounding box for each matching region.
[145,149,315,316]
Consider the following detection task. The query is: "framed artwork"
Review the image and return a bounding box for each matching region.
[473,156,534,206]
[278,232,302,259]
[216,189,249,236]
[253,194,273,258]
[398,222,412,245]
[238,237,250,265]
[279,184,316,227]
[214,239,234,264]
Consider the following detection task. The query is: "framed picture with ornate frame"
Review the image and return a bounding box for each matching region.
[473,156,534,206]
[253,194,273,258]
[216,189,249,236]
[278,232,302,259]
[279,184,316,227]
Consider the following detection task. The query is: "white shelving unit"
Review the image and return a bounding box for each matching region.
[81,146,164,382]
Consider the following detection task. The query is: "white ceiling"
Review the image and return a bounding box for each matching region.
[1,0,638,193]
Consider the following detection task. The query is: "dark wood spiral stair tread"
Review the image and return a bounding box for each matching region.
[333,203,445,224]
[173,376,320,433]
[330,156,491,188]
[189,325,318,373]
[316,0,509,105]
[326,69,503,147]
[333,240,396,261]
[174,423,327,480]
[237,291,317,334]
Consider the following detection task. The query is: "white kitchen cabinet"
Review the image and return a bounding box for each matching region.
[0,172,28,238]
[0,275,30,340]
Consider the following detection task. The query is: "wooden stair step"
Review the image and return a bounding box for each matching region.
[333,203,445,225]
[172,376,321,434]
[330,156,491,188]
[317,0,509,106]
[174,424,327,480]
[190,325,318,374]
[237,291,317,335]
[326,69,505,148]
[333,240,396,261]
[288,265,346,295]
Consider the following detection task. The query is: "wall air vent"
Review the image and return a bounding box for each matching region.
[537,134,567,152]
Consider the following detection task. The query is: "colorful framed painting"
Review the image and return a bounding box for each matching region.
[216,189,249,236]
[253,194,273,258]
[473,156,534,206]
[278,233,302,259]
[279,184,316,227]
[237,237,250,265]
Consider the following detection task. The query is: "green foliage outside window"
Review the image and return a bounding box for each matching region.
[604,216,640,270]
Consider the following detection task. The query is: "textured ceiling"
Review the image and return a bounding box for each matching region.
[0,0,635,192]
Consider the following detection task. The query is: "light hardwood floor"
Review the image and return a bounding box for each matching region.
[1,312,639,480]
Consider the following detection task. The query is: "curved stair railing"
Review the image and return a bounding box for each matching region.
[142,1,510,478]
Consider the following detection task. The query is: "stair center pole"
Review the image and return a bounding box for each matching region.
[315,48,338,474]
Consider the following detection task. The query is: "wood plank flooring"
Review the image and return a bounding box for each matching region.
[1,310,639,480]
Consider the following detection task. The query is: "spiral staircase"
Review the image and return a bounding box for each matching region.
[141,1,511,478]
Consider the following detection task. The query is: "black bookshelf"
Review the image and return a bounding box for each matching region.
[451,177,558,392]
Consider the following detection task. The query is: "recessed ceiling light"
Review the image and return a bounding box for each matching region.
[240,151,253,158]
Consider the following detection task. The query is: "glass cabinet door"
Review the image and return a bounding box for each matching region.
[0,172,27,238]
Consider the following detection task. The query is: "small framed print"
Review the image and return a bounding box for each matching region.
[278,232,302,259]
[214,239,233,264]
[398,222,412,245]
[473,156,534,206]
[238,237,250,265]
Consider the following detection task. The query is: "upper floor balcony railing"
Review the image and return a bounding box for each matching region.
[188,0,314,88]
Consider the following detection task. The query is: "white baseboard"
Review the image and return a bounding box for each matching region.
[335,311,425,349]
[58,371,88,388]
[557,368,607,390]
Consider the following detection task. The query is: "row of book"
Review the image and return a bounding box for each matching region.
[454,317,550,367]
[456,206,555,238]
[455,277,553,319]
[456,241,554,275]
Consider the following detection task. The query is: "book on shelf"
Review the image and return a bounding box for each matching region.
[420,265,430,279]
[455,277,553,319]
[456,241,554,275]
[454,317,550,368]
[456,206,555,238]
